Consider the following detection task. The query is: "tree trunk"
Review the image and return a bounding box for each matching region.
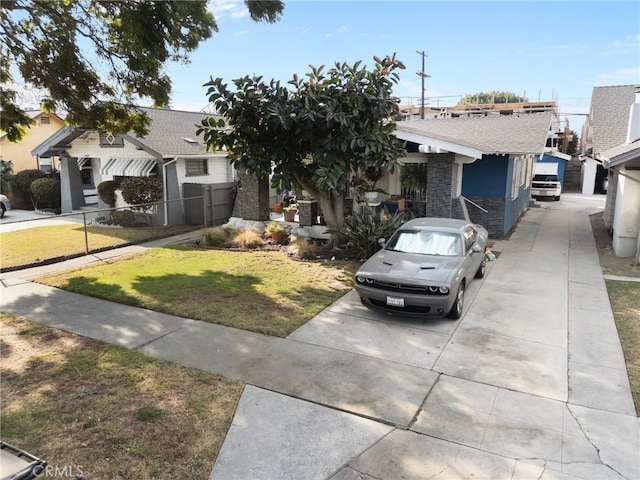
[295,175,346,249]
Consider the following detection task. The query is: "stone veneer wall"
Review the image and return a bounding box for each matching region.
[232,170,270,221]
[462,196,507,238]
[425,152,457,218]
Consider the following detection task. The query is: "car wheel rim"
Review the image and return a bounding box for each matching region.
[456,285,464,314]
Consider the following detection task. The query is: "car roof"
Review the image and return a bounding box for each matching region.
[400,217,471,234]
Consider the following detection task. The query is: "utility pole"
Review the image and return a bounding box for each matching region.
[416,50,430,119]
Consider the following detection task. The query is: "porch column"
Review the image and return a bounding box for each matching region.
[425,152,463,219]
[232,169,270,221]
[59,153,85,213]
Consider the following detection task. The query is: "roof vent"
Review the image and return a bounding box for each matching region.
[181,137,199,144]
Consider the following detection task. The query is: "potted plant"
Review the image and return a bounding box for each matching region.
[265,221,285,243]
[282,204,297,222]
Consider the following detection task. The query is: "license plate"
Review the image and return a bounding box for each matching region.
[386,296,405,307]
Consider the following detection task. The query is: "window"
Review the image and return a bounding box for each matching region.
[99,132,124,147]
[39,116,50,125]
[185,159,208,176]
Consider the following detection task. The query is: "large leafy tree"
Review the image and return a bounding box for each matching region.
[198,54,407,245]
[0,0,284,140]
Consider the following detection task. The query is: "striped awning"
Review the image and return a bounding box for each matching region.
[100,158,156,177]
[77,156,91,169]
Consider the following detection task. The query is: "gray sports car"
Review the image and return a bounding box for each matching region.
[355,218,488,319]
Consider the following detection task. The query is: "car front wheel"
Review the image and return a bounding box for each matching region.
[447,282,465,319]
[475,258,486,278]
[0,204,5,218]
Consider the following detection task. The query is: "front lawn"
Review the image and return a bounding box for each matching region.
[0,313,244,479]
[0,223,197,270]
[36,246,358,337]
[606,280,640,415]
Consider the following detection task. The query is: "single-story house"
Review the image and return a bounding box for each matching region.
[31,107,235,225]
[391,111,553,237]
[593,85,640,260]
[580,85,637,196]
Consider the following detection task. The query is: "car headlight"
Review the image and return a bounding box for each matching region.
[356,276,366,283]
[439,286,449,294]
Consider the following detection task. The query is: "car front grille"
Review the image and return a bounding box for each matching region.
[364,279,446,296]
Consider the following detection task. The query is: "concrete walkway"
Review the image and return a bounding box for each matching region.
[1,194,638,479]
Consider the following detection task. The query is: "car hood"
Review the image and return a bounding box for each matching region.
[358,250,461,284]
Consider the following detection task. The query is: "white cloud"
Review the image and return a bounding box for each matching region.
[598,65,640,81]
[326,25,349,38]
[208,0,247,20]
[603,33,640,56]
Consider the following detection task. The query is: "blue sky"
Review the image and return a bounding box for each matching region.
[166,0,640,133]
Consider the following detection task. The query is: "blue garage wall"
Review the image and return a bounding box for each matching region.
[504,157,531,235]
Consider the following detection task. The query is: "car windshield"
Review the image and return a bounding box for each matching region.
[385,230,462,256]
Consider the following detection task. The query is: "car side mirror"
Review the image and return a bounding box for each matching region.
[472,243,483,253]
[378,238,386,247]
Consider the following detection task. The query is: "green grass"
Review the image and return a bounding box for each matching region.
[0,223,197,269]
[606,280,640,415]
[1,313,243,480]
[36,246,358,337]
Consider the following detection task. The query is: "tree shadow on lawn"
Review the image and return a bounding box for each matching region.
[57,269,338,337]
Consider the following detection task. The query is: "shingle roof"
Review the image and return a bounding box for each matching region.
[130,107,221,157]
[395,112,552,155]
[591,85,637,153]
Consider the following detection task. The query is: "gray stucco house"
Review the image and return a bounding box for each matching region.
[582,85,640,259]
[31,107,234,225]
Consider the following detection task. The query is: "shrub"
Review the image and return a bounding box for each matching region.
[199,226,237,247]
[14,169,47,208]
[231,228,264,249]
[30,177,61,211]
[287,236,317,260]
[328,207,406,260]
[97,180,118,208]
[120,177,162,210]
[112,209,136,227]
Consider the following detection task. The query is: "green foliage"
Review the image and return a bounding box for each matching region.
[112,209,136,227]
[0,160,14,193]
[400,163,428,192]
[120,177,162,210]
[30,177,61,210]
[13,169,47,192]
[134,405,165,422]
[265,221,285,234]
[458,91,527,105]
[13,169,47,208]
[1,0,284,140]
[97,180,118,208]
[328,207,406,260]
[567,129,579,155]
[199,54,407,234]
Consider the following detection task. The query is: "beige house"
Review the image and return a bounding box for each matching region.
[0,110,66,173]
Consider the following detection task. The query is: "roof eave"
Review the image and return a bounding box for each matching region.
[30,126,89,157]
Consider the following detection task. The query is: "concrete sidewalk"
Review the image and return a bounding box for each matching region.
[1,194,638,479]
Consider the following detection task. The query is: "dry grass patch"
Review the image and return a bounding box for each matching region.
[605,280,640,415]
[0,313,244,479]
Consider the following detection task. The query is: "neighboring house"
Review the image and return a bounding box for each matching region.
[0,110,66,172]
[392,112,553,237]
[589,85,640,260]
[580,85,637,196]
[31,107,234,225]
